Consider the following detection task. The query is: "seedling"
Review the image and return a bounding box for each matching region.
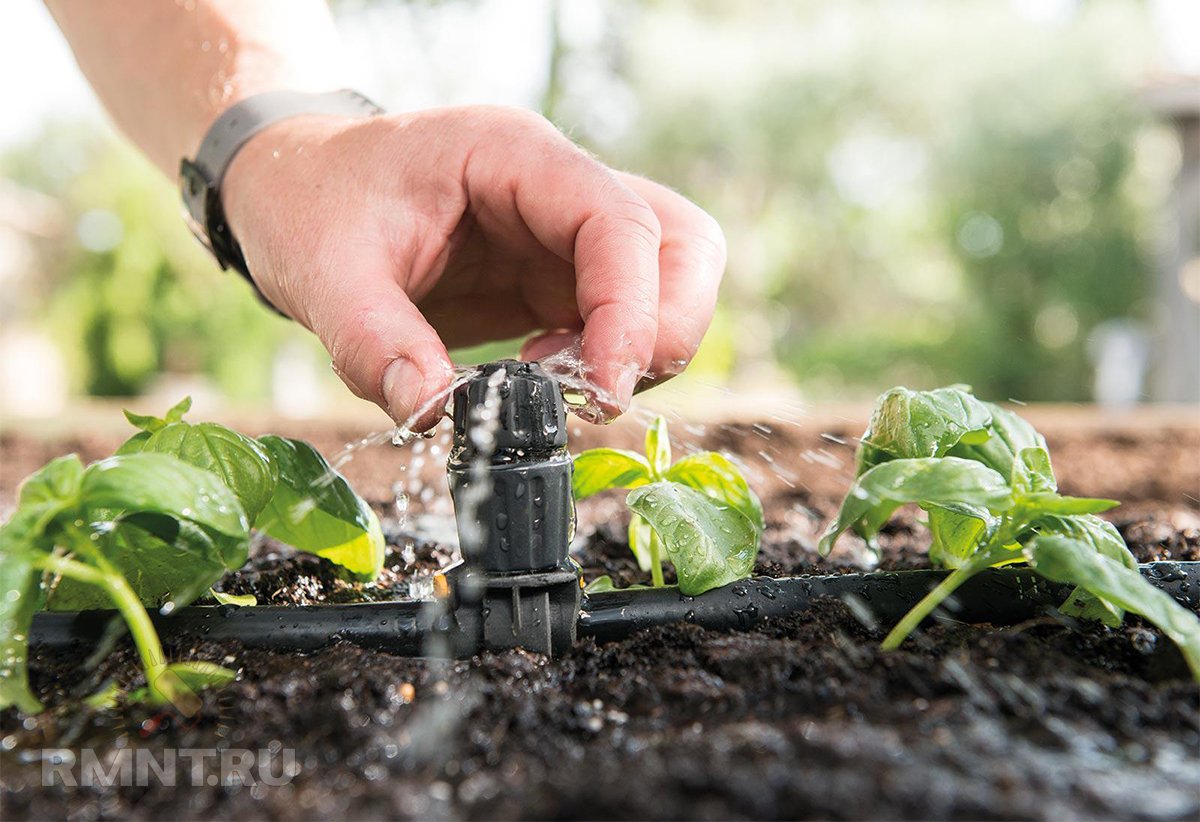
[820,385,1200,679]
[0,398,384,714]
[573,416,763,595]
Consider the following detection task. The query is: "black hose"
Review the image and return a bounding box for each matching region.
[577,561,1200,643]
[29,562,1198,656]
[31,600,439,656]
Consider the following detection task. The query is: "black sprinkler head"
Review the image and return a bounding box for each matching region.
[448,360,574,574]
[445,360,581,655]
[451,359,568,458]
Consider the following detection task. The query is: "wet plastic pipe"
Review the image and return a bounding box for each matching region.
[577,562,1200,643]
[29,599,433,656]
[28,562,1200,655]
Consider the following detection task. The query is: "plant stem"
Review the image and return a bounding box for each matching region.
[34,554,195,711]
[881,542,1012,650]
[649,530,665,588]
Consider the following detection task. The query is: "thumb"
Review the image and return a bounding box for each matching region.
[309,276,454,431]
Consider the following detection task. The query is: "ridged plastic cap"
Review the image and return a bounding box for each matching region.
[452,360,567,456]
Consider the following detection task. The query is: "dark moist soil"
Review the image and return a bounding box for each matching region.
[2,412,1198,820]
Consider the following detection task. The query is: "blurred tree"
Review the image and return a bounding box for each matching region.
[1,123,309,400]
[589,0,1157,400]
[933,80,1147,401]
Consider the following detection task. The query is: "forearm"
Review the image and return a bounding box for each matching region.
[45,0,345,176]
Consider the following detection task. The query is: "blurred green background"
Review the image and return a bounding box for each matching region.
[1,0,1196,418]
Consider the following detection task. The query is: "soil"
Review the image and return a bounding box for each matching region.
[1,409,1198,820]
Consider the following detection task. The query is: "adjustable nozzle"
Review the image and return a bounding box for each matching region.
[445,360,580,655]
[451,360,567,459]
[448,360,574,573]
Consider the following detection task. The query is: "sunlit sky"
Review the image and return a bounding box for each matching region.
[2,0,1196,153]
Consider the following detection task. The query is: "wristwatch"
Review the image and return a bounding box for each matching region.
[179,89,384,307]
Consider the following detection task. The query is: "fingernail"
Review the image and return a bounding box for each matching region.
[615,362,641,406]
[382,357,425,425]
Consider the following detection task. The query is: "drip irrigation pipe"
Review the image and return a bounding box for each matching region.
[577,561,1200,643]
[30,599,437,657]
[29,561,1199,657]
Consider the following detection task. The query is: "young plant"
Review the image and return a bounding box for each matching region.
[820,385,1200,679]
[573,416,763,595]
[0,398,385,714]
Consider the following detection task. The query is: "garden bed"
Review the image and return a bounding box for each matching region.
[2,406,1198,820]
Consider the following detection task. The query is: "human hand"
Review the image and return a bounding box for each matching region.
[221,105,726,428]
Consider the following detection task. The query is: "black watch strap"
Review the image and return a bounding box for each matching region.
[180,89,384,308]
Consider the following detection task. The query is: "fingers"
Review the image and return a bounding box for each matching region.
[308,262,455,431]
[520,328,582,362]
[467,110,661,416]
[616,173,727,386]
[570,198,662,416]
[516,175,727,398]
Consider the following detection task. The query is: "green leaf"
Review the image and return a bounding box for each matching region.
[0,549,43,713]
[572,448,651,500]
[140,422,277,522]
[114,431,151,455]
[583,575,654,594]
[856,386,993,474]
[123,410,164,433]
[122,396,193,433]
[47,514,238,611]
[1033,514,1135,626]
[1006,446,1117,519]
[628,513,654,571]
[256,436,384,581]
[1016,494,1120,517]
[18,454,84,509]
[1024,535,1200,680]
[210,588,257,607]
[1034,515,1135,567]
[134,661,237,709]
[584,575,618,594]
[666,452,765,531]
[949,401,1046,480]
[627,481,759,596]
[44,454,251,611]
[820,457,1013,556]
[83,681,122,710]
[1011,446,1057,496]
[0,456,87,712]
[80,453,249,539]
[163,660,237,691]
[645,416,672,478]
[926,503,993,569]
[1059,585,1124,628]
[4,455,85,553]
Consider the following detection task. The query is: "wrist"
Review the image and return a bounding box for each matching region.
[221,113,347,225]
[179,90,384,310]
